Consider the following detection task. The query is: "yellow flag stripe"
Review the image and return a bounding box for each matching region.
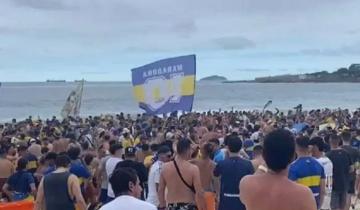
[133,75,195,103]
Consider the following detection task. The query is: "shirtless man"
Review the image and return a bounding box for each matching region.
[191,143,219,210]
[250,145,267,174]
[0,147,14,199]
[158,139,205,210]
[239,129,317,210]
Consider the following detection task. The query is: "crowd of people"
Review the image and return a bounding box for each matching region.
[0,108,359,210]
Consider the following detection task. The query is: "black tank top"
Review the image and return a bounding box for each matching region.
[44,172,75,210]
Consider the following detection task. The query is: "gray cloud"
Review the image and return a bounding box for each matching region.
[12,0,70,10]
[212,36,256,50]
[172,20,197,38]
[347,28,360,35]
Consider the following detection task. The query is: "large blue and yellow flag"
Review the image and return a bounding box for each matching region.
[131,55,196,115]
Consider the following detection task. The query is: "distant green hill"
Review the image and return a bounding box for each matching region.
[200,75,228,81]
[255,64,360,83]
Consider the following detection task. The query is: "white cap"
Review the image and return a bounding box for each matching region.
[123,128,130,134]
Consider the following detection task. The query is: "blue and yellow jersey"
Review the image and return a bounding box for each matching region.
[289,157,325,208]
[69,161,91,187]
[23,153,38,174]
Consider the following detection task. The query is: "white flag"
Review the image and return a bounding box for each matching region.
[61,80,84,118]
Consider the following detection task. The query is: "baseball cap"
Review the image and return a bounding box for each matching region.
[122,128,130,134]
[125,147,136,157]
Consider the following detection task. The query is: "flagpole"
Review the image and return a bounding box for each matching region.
[78,79,84,117]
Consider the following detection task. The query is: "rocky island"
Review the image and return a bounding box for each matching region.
[200,75,228,82]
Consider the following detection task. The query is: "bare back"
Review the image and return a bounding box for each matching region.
[161,159,197,204]
[190,159,215,191]
[0,158,13,178]
[53,139,69,154]
[240,174,317,210]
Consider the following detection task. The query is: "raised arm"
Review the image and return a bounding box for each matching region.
[69,175,87,210]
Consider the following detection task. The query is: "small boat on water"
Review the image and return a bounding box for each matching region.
[46,80,66,83]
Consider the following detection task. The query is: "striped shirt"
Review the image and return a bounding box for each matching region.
[289,156,325,208]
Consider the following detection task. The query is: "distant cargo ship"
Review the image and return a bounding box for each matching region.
[46,80,66,83]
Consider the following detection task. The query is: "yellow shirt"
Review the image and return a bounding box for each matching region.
[122,137,140,149]
[144,155,154,168]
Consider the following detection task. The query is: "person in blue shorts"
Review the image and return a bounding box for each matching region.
[214,135,254,210]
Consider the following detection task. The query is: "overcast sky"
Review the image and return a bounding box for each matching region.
[0,0,359,81]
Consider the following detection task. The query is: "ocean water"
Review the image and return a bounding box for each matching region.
[0,82,359,122]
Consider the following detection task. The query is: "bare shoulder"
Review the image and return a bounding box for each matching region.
[296,183,315,200]
[286,181,316,209]
[240,174,254,185]
[68,174,79,183]
[163,161,173,168]
[161,161,173,172]
[189,159,198,165]
[297,184,317,210]
[239,175,257,191]
[292,181,313,195]
[188,162,200,171]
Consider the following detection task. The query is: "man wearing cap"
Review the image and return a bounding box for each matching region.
[115,147,147,200]
[146,146,172,206]
[120,128,139,149]
[289,136,325,209]
[309,137,333,210]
